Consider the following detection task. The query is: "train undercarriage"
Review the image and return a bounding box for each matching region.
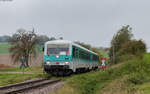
[44,65,98,76]
[44,65,73,76]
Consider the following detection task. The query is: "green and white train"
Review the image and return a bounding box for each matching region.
[44,40,100,76]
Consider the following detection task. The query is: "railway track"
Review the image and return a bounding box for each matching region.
[0,79,60,94]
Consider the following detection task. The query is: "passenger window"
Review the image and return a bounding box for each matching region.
[73,48,75,57]
[75,48,78,58]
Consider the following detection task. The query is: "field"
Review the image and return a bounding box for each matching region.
[0,42,43,67]
[0,54,43,67]
[0,43,11,54]
[0,42,43,54]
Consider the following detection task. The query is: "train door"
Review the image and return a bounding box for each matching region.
[72,47,79,72]
[89,54,93,69]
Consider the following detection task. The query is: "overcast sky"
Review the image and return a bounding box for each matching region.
[0,0,150,50]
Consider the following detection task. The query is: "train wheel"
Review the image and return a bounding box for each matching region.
[64,69,72,76]
[58,70,64,76]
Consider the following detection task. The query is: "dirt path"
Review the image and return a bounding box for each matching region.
[0,54,43,67]
[108,62,124,69]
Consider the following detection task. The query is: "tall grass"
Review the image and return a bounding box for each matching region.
[55,53,150,94]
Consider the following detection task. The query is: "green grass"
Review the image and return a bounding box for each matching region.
[0,66,56,86]
[0,42,11,54]
[54,53,150,94]
[135,82,150,94]
[0,66,43,73]
[0,73,44,86]
[0,42,43,54]
[54,69,116,94]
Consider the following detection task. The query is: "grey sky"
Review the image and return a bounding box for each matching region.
[0,0,150,50]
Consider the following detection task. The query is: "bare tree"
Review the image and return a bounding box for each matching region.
[9,28,39,67]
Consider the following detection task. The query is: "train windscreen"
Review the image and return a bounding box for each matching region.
[47,44,70,55]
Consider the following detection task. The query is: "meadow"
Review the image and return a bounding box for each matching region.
[0,43,11,54]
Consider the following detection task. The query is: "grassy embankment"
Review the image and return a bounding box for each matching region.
[0,66,51,86]
[52,53,150,94]
[0,74,42,86]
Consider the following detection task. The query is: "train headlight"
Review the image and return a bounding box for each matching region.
[46,62,51,65]
[56,55,59,58]
[65,62,69,64]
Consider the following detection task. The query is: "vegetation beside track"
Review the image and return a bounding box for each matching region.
[52,53,150,94]
[0,66,53,86]
[0,66,43,73]
[0,73,44,86]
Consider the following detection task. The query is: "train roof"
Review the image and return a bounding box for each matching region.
[45,40,98,55]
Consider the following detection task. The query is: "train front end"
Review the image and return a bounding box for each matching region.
[43,41,73,76]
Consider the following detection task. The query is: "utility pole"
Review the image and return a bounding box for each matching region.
[113,43,115,64]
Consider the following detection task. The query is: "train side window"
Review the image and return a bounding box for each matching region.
[73,47,75,57]
[75,48,78,58]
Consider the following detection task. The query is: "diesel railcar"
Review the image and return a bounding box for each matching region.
[43,40,100,76]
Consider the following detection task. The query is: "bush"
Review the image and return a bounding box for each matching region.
[127,72,150,85]
[119,40,146,56]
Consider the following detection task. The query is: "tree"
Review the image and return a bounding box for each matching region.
[109,25,133,64]
[119,40,146,56]
[74,41,91,50]
[9,29,39,67]
[49,37,56,41]
[109,25,147,64]
[74,41,102,58]
[91,48,102,57]
[37,35,50,45]
[59,37,63,40]
[0,35,11,42]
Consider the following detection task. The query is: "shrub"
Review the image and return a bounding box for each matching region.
[127,72,150,85]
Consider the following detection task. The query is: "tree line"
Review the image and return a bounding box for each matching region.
[2,25,146,66]
[0,29,58,46]
[7,29,103,67]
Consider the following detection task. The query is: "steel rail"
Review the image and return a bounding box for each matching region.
[0,79,47,90]
[0,79,60,94]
